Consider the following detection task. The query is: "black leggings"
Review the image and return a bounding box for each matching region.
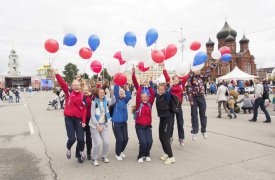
[159,115,173,158]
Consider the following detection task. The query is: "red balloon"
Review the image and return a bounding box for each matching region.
[219,46,231,55]
[190,41,201,51]
[151,50,165,64]
[113,51,126,65]
[90,60,102,73]
[44,39,59,53]
[114,73,127,86]
[161,48,166,57]
[79,47,92,59]
[165,44,177,59]
[138,61,150,72]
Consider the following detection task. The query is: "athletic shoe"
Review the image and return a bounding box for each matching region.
[160,154,168,161]
[121,152,126,158]
[115,155,123,161]
[92,160,100,166]
[179,139,185,147]
[202,133,208,139]
[145,157,151,162]
[164,157,176,165]
[66,150,71,159]
[217,115,221,118]
[263,120,271,123]
[138,157,144,163]
[102,157,110,163]
[78,157,83,163]
[249,119,257,122]
[192,134,198,141]
[87,154,91,160]
[234,115,237,119]
[228,114,232,119]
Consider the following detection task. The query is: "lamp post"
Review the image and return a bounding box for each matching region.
[173,27,186,62]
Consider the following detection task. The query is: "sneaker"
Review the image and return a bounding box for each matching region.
[228,114,232,119]
[138,157,144,163]
[217,115,221,118]
[102,157,110,163]
[121,152,126,158]
[263,120,271,123]
[115,155,123,161]
[92,159,100,166]
[78,157,83,163]
[234,115,237,119]
[87,154,91,160]
[160,154,168,161]
[249,119,257,122]
[66,150,71,159]
[192,133,198,141]
[164,157,176,165]
[145,157,151,162]
[80,151,86,161]
[202,133,208,139]
[179,139,185,147]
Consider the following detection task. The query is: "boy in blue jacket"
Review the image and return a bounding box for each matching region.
[112,84,132,161]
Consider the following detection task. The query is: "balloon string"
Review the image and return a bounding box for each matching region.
[83,59,90,74]
[50,45,64,67]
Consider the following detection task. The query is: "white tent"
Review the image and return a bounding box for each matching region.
[217,66,256,81]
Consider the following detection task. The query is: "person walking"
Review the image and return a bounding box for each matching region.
[249,78,271,123]
[8,89,14,103]
[216,82,231,118]
[228,96,237,119]
[90,88,115,166]
[134,86,155,163]
[163,63,189,146]
[112,84,131,161]
[50,68,87,163]
[155,84,175,165]
[14,88,20,103]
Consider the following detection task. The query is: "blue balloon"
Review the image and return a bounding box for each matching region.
[146,28,158,47]
[221,53,232,62]
[88,34,100,51]
[193,51,208,66]
[63,33,77,46]
[124,31,137,47]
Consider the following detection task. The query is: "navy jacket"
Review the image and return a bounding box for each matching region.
[156,89,172,117]
[112,85,132,123]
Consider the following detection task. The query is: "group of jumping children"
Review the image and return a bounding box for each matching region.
[50,60,217,166]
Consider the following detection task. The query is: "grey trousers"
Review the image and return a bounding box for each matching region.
[90,124,109,160]
[218,101,230,116]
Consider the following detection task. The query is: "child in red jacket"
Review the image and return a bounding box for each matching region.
[135,86,155,163]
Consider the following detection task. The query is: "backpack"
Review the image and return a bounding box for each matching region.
[262,85,269,100]
[133,103,151,120]
[170,95,181,113]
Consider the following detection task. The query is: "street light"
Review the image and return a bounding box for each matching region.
[172,27,186,62]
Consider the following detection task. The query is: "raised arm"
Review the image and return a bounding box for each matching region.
[124,85,132,104]
[148,87,155,105]
[204,60,220,78]
[181,72,190,88]
[53,71,69,97]
[114,85,119,100]
[132,66,139,90]
[163,63,171,83]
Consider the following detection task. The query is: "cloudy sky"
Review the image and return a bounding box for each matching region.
[0,0,274,75]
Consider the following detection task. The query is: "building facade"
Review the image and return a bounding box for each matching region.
[257,67,275,81]
[202,21,257,80]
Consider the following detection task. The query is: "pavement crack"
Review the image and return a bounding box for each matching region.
[25,99,58,180]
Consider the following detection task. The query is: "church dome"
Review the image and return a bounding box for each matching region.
[206,38,215,46]
[216,21,237,39]
[239,35,249,43]
[225,34,235,42]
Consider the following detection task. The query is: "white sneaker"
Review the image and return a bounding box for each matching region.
[202,133,208,139]
[121,152,126,158]
[138,157,144,163]
[160,154,168,161]
[92,160,100,166]
[192,133,198,141]
[164,157,176,165]
[115,155,123,161]
[145,157,151,162]
[102,157,110,163]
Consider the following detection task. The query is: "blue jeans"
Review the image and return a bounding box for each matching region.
[135,124,153,159]
[65,116,84,158]
[171,107,185,140]
[252,98,271,121]
[191,96,207,134]
[112,122,129,156]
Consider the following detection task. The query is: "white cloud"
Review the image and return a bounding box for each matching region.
[0,0,274,75]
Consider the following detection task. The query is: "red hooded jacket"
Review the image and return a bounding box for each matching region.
[55,74,87,124]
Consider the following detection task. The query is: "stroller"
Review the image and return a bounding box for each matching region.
[47,97,59,110]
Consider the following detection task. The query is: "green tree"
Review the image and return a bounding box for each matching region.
[100,68,111,82]
[83,73,89,79]
[62,63,79,84]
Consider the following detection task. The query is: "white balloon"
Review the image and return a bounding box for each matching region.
[121,46,136,61]
[175,62,190,76]
[211,50,221,60]
[191,63,205,72]
[106,58,120,76]
[135,46,148,60]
